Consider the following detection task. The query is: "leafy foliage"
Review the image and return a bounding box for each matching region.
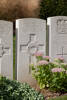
[39,0,67,19]
[31,52,67,93]
[0,76,44,100]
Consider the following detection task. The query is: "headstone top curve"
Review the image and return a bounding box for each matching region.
[16,18,46,22]
[0,20,13,24]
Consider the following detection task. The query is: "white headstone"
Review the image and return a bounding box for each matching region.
[0,20,13,79]
[47,16,67,62]
[16,18,46,85]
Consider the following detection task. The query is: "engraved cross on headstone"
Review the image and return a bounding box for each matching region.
[57,47,67,57]
[0,45,10,58]
[20,34,45,73]
[0,39,10,73]
[0,40,10,57]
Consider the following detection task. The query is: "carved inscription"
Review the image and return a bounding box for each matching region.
[57,46,67,57]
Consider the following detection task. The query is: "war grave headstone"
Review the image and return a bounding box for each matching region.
[0,20,13,79]
[47,16,67,62]
[16,18,46,85]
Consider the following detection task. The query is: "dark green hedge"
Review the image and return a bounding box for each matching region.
[0,76,44,100]
[39,0,67,19]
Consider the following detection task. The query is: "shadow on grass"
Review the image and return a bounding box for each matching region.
[49,95,67,100]
[13,35,16,79]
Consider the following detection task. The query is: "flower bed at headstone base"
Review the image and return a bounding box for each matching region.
[0,75,44,100]
[30,52,67,99]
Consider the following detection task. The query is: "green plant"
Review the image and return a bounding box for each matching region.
[31,52,67,93]
[0,76,44,100]
[31,53,52,89]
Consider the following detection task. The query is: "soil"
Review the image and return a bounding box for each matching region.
[31,84,67,100]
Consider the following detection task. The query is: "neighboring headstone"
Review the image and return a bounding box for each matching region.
[16,18,46,85]
[47,16,67,62]
[0,20,13,79]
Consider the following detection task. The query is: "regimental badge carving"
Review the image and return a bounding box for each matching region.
[57,19,67,34]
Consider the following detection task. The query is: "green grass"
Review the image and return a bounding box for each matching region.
[49,95,67,100]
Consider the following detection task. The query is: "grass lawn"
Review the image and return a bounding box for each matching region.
[49,95,67,100]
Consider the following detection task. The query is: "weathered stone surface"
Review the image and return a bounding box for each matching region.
[16,18,46,85]
[0,20,13,79]
[47,16,67,62]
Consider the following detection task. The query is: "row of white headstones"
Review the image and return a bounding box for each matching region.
[0,16,67,85]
